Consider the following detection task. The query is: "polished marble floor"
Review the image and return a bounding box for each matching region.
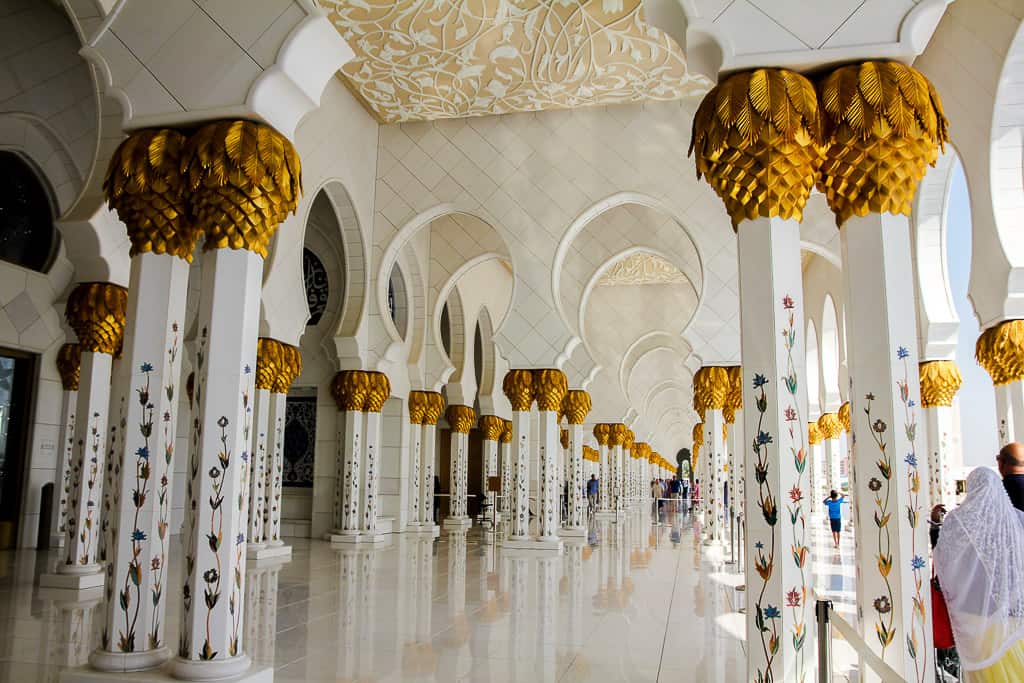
[0,507,867,682]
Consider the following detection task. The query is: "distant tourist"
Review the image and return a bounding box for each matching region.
[998,442,1024,511]
[823,490,845,549]
[934,467,1024,680]
[587,475,599,513]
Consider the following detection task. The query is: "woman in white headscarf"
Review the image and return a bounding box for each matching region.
[934,466,1024,680]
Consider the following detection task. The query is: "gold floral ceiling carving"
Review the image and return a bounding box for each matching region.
[598,253,690,287]
[322,0,708,123]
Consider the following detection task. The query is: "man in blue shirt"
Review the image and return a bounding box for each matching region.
[587,475,599,513]
[823,490,845,548]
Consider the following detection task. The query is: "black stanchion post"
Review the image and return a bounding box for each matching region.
[816,599,833,683]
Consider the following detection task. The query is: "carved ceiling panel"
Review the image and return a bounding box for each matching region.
[322,0,708,123]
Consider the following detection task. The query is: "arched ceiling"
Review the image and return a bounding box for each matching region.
[323,0,709,123]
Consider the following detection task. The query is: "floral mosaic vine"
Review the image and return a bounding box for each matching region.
[781,295,808,681]
[152,322,179,648]
[78,411,102,565]
[180,328,206,658]
[230,366,253,656]
[896,347,927,682]
[863,392,896,657]
[750,369,778,683]
[59,409,75,535]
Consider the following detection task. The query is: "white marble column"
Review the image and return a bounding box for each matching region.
[707,413,727,544]
[594,425,611,514]
[502,370,534,544]
[444,405,475,530]
[43,283,126,592]
[478,415,503,522]
[361,372,391,541]
[93,247,192,670]
[418,392,444,534]
[562,415,588,535]
[246,345,275,555]
[840,213,935,680]
[51,343,80,548]
[172,118,300,681]
[736,215,814,681]
[330,371,368,540]
[499,420,512,520]
[406,392,427,529]
[918,360,962,508]
[535,370,567,548]
[263,387,289,549]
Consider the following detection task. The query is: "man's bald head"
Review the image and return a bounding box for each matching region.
[998,442,1024,476]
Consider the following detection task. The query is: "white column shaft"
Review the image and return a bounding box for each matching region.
[363,410,383,534]
[841,213,933,682]
[99,252,189,665]
[565,424,584,529]
[409,421,422,525]
[247,387,271,548]
[482,439,498,512]
[449,430,469,520]
[737,217,814,682]
[509,411,531,539]
[924,405,956,508]
[420,424,437,527]
[598,445,610,511]
[537,410,559,541]
[176,247,262,674]
[337,410,363,534]
[51,389,77,545]
[264,392,286,545]
[500,440,512,517]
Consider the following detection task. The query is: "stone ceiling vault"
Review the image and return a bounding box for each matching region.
[322,0,709,123]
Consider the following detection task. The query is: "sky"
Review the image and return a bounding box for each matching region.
[946,163,999,467]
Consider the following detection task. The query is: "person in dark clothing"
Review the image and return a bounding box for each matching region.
[929,503,946,549]
[998,442,1024,511]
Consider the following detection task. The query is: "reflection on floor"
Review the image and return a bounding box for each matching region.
[0,509,752,682]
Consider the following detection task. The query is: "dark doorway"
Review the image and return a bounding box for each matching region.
[0,349,36,549]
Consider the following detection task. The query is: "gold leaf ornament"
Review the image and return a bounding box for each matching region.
[330,370,370,411]
[723,366,742,423]
[500,419,513,443]
[65,282,128,355]
[408,391,429,425]
[689,68,823,228]
[446,405,476,434]
[104,128,198,261]
[532,369,568,412]
[593,423,611,446]
[273,344,302,394]
[255,338,284,391]
[817,61,949,227]
[807,422,822,446]
[918,360,963,407]
[363,372,392,413]
[479,415,505,441]
[502,370,535,411]
[181,120,302,257]
[693,366,730,418]
[817,412,842,441]
[423,392,446,426]
[56,343,81,391]
[838,401,851,433]
[609,423,628,447]
[975,320,1024,386]
[562,389,593,424]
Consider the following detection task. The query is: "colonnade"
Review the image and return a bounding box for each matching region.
[690,62,953,681]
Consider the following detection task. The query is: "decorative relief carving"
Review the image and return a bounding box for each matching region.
[323,0,707,123]
[597,253,690,287]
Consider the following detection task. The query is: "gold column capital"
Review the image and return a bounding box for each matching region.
[181,120,302,257]
[500,419,512,443]
[975,320,1024,386]
[104,128,198,261]
[446,405,475,434]
[502,369,535,411]
[690,68,823,228]
[65,282,128,355]
[817,61,949,227]
[808,422,822,446]
[532,369,568,412]
[255,337,284,391]
[363,371,391,413]
[422,392,446,426]
[479,415,505,441]
[692,422,704,448]
[724,366,742,424]
[919,360,963,407]
[560,429,569,449]
[694,366,730,419]
[623,429,634,452]
[56,343,81,391]
[593,423,611,446]
[273,343,302,394]
[562,389,592,424]
[609,423,628,447]
[330,370,370,412]
[817,412,842,440]
[408,391,429,424]
[838,401,851,433]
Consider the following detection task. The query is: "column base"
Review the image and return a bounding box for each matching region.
[594,510,624,520]
[330,532,390,545]
[38,585,104,605]
[405,523,441,537]
[49,534,66,548]
[501,538,563,554]
[443,517,473,530]
[61,660,270,683]
[40,565,105,591]
[88,647,171,673]
[559,527,587,537]
[247,543,292,561]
